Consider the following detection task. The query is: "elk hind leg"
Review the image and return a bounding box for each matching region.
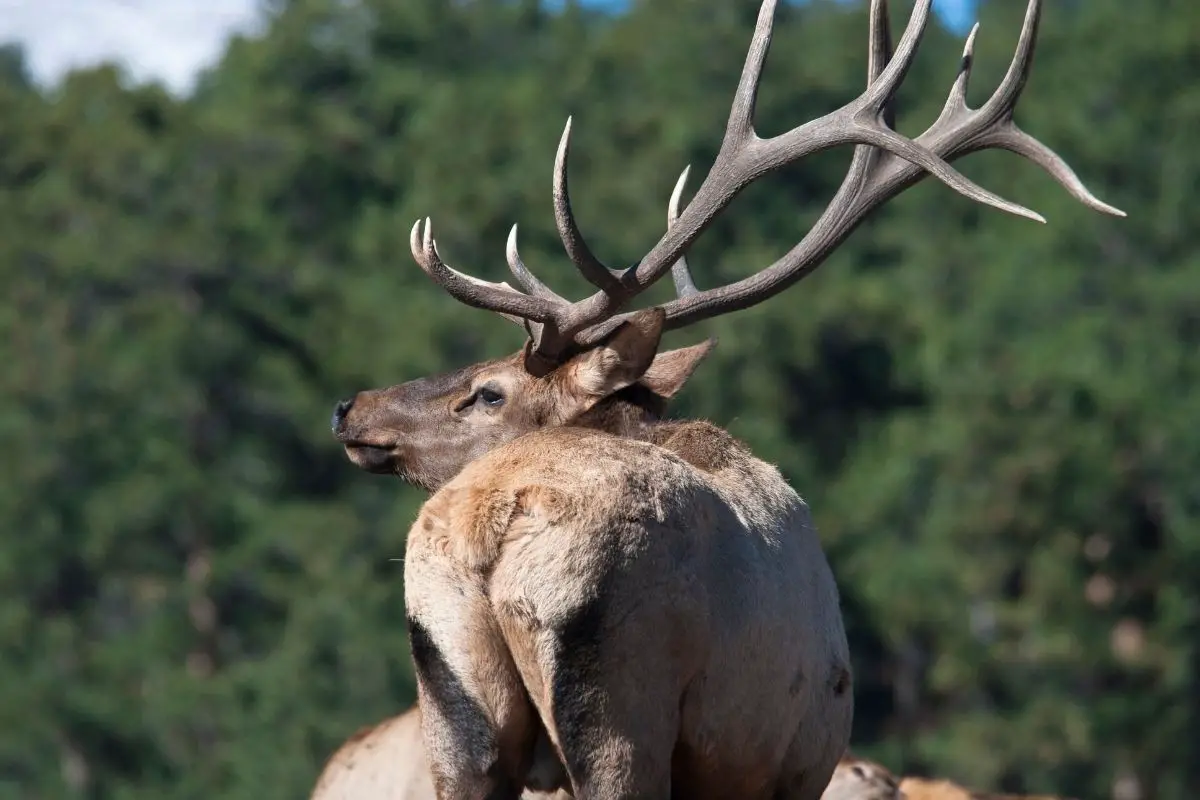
[406,558,538,799]
[540,586,684,799]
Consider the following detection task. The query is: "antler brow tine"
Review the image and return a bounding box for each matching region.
[407,218,555,323]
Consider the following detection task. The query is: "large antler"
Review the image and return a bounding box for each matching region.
[408,0,1124,371]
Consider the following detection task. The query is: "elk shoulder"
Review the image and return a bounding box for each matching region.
[410,422,801,576]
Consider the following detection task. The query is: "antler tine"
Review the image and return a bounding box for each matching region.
[984,127,1125,217]
[867,0,896,129]
[981,0,1040,123]
[857,0,930,112]
[407,219,557,322]
[410,221,534,328]
[723,0,778,148]
[944,22,980,112]
[552,117,626,295]
[668,166,700,298]
[506,224,569,302]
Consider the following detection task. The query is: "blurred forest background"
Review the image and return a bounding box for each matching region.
[0,0,1196,798]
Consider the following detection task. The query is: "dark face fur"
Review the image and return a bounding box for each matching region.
[331,310,712,491]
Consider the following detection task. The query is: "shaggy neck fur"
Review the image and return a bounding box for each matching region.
[570,383,668,441]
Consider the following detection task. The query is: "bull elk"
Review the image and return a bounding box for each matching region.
[329,0,1121,796]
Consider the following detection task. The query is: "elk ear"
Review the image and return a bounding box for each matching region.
[562,308,666,399]
[639,338,716,398]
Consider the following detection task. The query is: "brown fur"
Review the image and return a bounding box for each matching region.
[331,310,713,493]
[820,754,902,800]
[310,705,568,800]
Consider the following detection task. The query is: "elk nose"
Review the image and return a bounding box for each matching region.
[331,397,354,432]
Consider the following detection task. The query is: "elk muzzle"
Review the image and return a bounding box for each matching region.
[331,392,401,474]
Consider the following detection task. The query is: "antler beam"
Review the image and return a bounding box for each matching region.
[409,0,1124,363]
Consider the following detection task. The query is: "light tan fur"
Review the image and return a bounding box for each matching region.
[821,754,901,800]
[405,422,852,799]
[311,705,568,800]
[899,780,974,800]
[311,707,435,800]
[817,756,1070,800]
[899,776,1069,800]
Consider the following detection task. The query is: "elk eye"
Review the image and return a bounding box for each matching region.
[477,387,504,407]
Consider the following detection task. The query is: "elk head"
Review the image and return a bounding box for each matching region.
[333,0,1123,491]
[331,309,713,490]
